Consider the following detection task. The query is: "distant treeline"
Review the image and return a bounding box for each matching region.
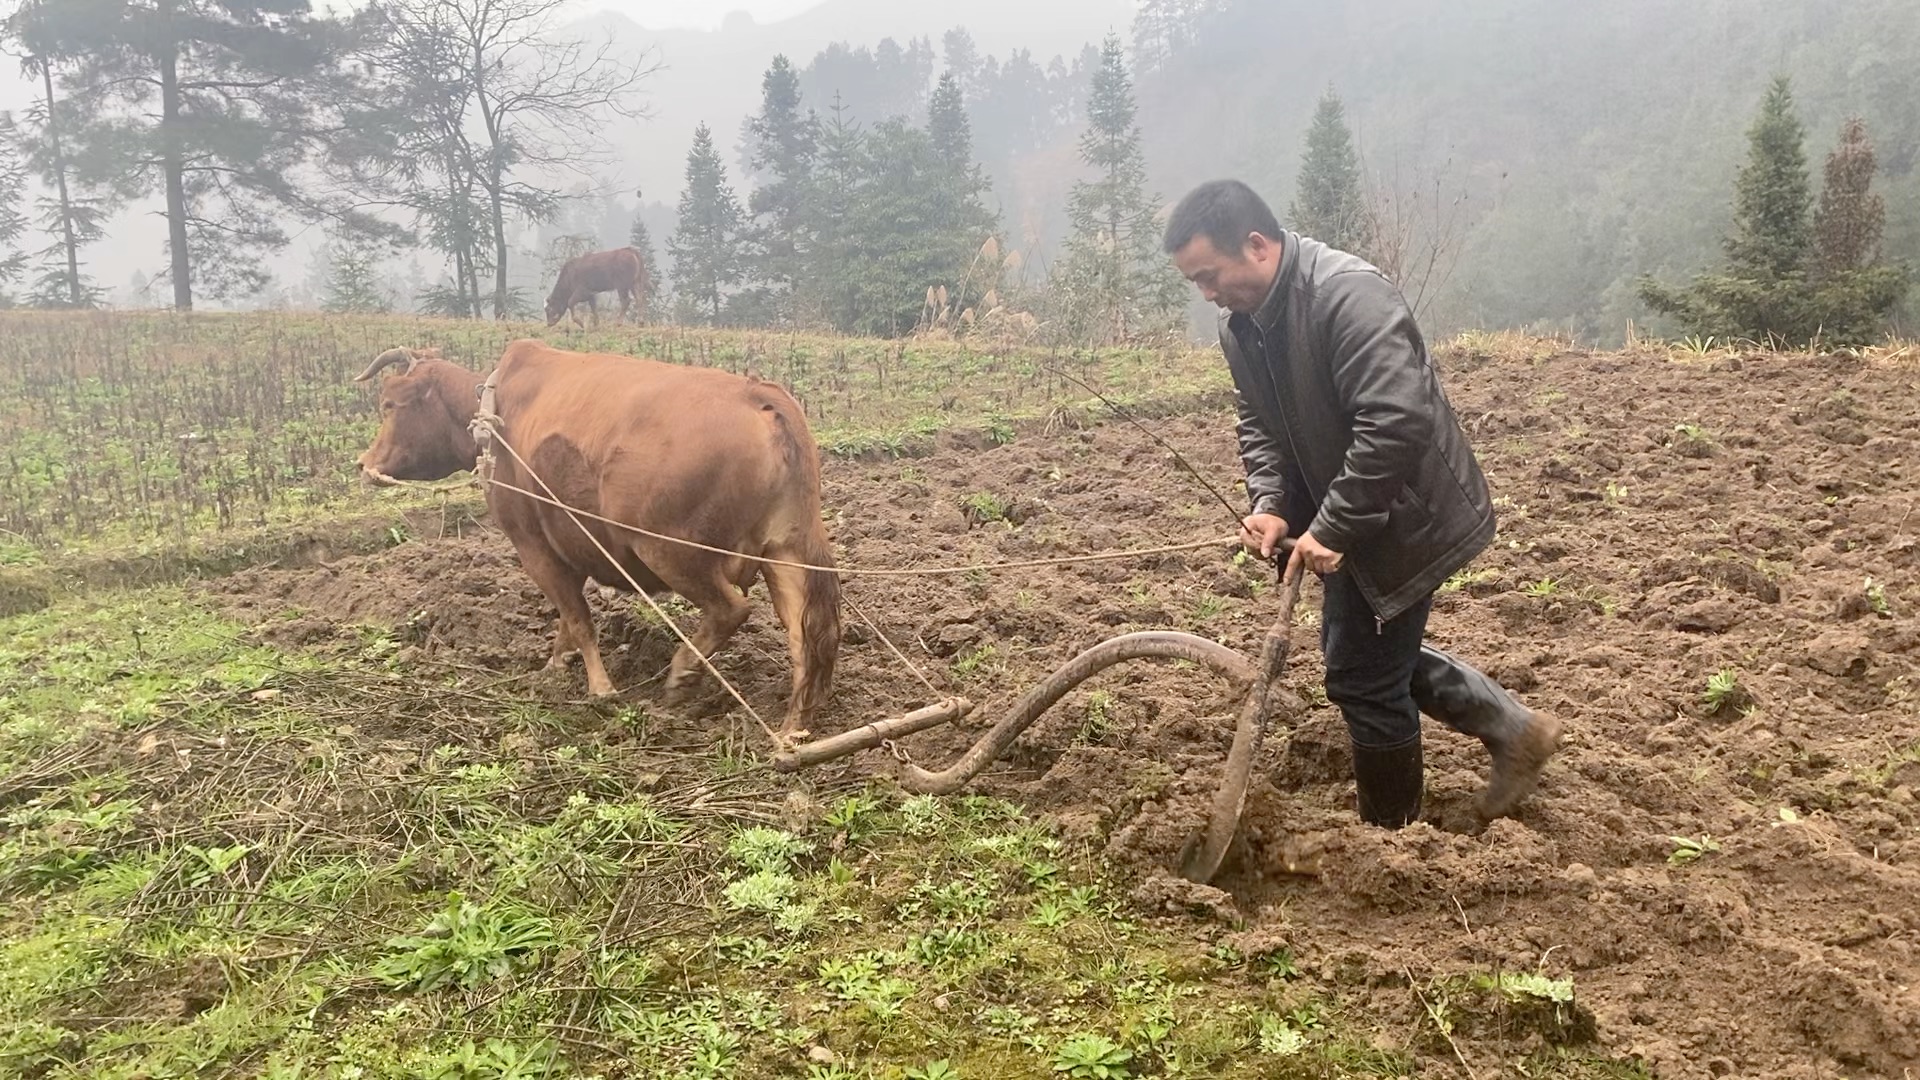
[2,0,1911,346]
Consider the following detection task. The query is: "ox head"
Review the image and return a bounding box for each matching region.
[352,347,479,486]
[544,270,578,326]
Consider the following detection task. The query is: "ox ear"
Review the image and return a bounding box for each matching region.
[354,347,418,383]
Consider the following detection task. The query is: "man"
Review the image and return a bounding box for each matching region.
[1164,178,1561,827]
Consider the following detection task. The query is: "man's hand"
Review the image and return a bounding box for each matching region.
[1240,513,1288,559]
[1284,530,1344,583]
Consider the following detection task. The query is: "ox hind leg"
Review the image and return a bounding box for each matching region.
[660,566,753,719]
[547,617,576,670]
[513,540,614,696]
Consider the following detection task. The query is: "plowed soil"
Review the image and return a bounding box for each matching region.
[210,348,1920,1079]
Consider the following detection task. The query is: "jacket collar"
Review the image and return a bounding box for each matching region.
[1229,230,1299,340]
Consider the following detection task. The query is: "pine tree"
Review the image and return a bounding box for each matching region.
[1289,87,1366,252]
[628,211,663,305]
[928,72,973,171]
[1807,118,1909,342]
[14,54,103,308]
[1814,118,1887,275]
[797,94,865,331]
[322,234,393,313]
[1131,0,1225,76]
[926,71,1000,311]
[1725,77,1813,281]
[1640,78,1908,346]
[1639,77,1814,344]
[0,117,32,299]
[8,0,364,309]
[1054,34,1187,344]
[940,28,984,101]
[739,55,817,323]
[670,123,746,325]
[837,118,953,336]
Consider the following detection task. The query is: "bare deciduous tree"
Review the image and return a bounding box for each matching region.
[1357,160,1469,321]
[338,0,655,318]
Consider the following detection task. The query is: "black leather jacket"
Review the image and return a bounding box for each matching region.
[1219,230,1495,623]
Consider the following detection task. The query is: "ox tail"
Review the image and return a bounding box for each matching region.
[795,516,842,728]
[762,392,840,734]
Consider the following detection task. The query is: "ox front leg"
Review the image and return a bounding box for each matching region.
[515,543,614,696]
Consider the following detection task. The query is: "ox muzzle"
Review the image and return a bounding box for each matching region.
[356,454,403,488]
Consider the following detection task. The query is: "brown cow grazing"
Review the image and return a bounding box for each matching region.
[353,341,840,742]
[545,246,649,328]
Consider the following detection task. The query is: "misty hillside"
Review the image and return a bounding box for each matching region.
[584,0,1920,341]
[487,0,1131,205]
[1130,0,1920,339]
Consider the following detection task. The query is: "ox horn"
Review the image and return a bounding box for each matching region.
[354,347,419,383]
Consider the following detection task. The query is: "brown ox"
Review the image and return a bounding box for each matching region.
[353,340,840,741]
[545,246,649,327]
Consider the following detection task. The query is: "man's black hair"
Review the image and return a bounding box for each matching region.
[1162,179,1283,256]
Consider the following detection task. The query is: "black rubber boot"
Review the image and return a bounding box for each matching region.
[1411,646,1562,818]
[1410,647,1530,742]
[1351,736,1424,828]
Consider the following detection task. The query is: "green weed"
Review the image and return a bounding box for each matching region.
[1671,423,1716,456]
[1702,668,1745,712]
[375,893,559,991]
[1053,1032,1133,1078]
[1439,567,1498,595]
[1522,576,1561,599]
[951,642,999,680]
[1866,577,1892,616]
[1667,835,1721,865]
[963,490,1011,524]
[1080,690,1117,743]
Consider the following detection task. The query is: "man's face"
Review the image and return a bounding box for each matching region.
[1172,232,1281,316]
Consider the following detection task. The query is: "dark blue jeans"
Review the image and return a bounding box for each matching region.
[1319,568,1528,751]
[1321,568,1432,749]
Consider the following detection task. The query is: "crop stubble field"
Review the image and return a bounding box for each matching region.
[1,312,1917,1079]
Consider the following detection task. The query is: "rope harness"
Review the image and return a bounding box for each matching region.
[469,372,501,495]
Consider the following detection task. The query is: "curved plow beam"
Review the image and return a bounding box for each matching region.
[895,630,1258,795]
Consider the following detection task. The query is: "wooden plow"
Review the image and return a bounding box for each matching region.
[774,561,1307,886]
